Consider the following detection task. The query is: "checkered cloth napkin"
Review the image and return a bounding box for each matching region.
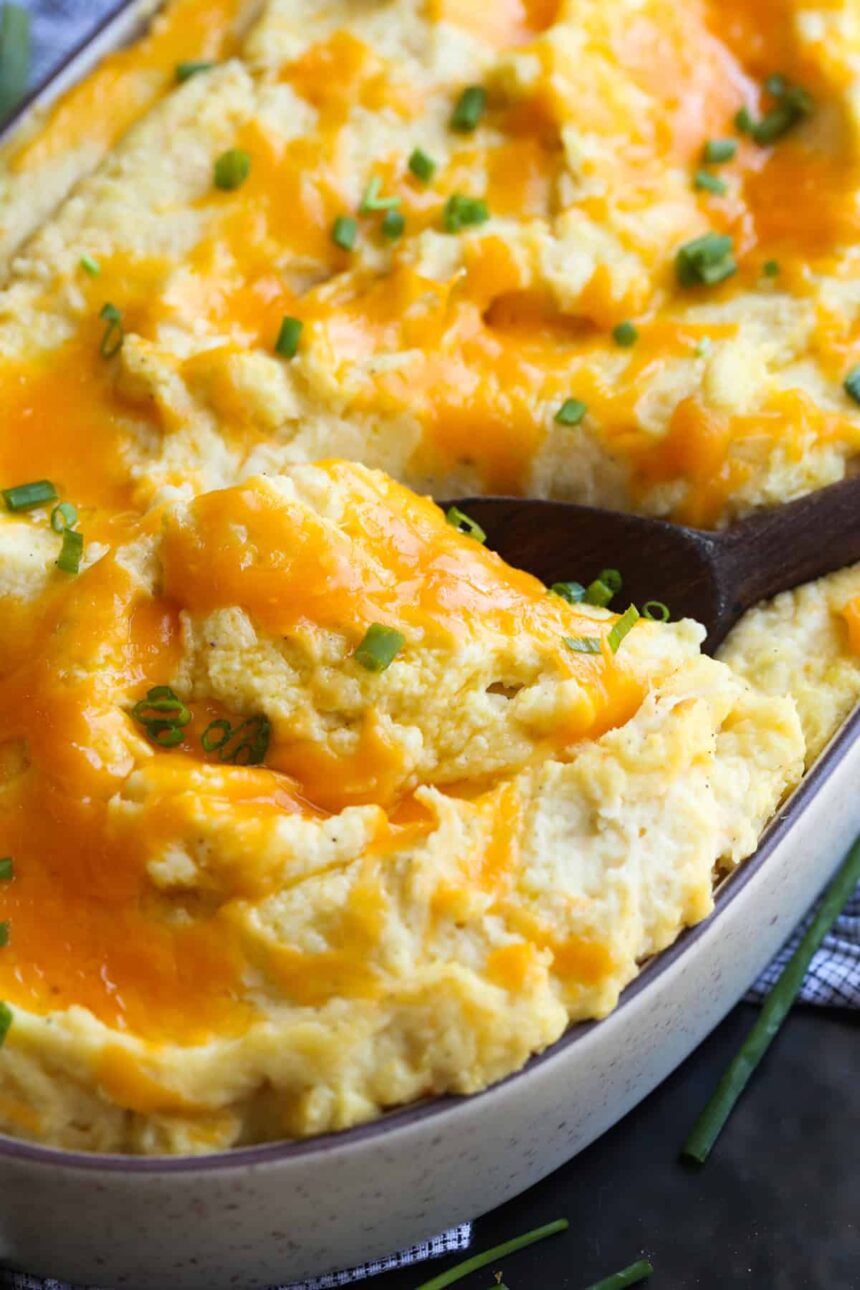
[0,3,856,1288]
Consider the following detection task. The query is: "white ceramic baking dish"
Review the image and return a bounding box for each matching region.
[0,8,858,1287]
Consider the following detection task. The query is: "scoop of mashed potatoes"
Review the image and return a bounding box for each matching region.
[0,463,803,1153]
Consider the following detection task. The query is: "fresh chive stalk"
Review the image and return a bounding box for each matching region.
[0,3,30,124]
[413,1218,568,1290]
[682,833,860,1164]
[584,1258,654,1289]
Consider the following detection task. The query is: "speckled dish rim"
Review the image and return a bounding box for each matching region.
[0,0,858,1177]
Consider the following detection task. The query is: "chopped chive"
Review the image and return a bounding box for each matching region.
[695,336,712,357]
[176,59,216,83]
[50,501,78,533]
[563,635,602,654]
[408,147,437,183]
[56,527,83,574]
[445,505,487,543]
[764,72,788,98]
[413,1219,568,1290]
[213,148,251,191]
[642,600,670,622]
[360,176,400,212]
[382,209,405,240]
[0,1001,11,1046]
[354,623,405,673]
[0,922,9,948]
[584,570,621,607]
[201,719,232,753]
[703,138,737,164]
[550,580,586,604]
[0,3,30,124]
[843,363,860,405]
[0,858,12,881]
[612,320,638,347]
[79,253,101,277]
[442,193,489,233]
[584,1258,654,1289]
[332,214,358,251]
[608,604,639,653]
[751,82,812,145]
[554,397,587,426]
[694,169,728,196]
[451,85,486,133]
[2,479,57,512]
[131,687,190,728]
[763,258,780,277]
[683,832,860,1165]
[275,315,303,359]
[734,105,754,133]
[215,714,271,765]
[598,568,622,593]
[99,301,124,358]
[675,232,736,288]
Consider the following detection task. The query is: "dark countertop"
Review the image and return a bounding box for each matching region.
[379,1003,859,1290]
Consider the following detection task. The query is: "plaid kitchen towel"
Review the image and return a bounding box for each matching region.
[0,1226,474,1290]
[748,880,860,1006]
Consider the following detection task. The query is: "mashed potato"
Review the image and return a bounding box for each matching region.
[0,0,856,1154]
[0,463,803,1152]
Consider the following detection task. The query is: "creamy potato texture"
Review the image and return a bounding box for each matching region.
[0,0,855,1153]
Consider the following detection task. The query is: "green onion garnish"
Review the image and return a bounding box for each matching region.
[612,320,638,347]
[598,568,622,593]
[360,176,400,212]
[50,501,78,534]
[0,3,30,125]
[607,603,639,653]
[843,363,860,405]
[450,85,486,133]
[695,336,712,357]
[413,1219,568,1290]
[584,1258,654,1289]
[763,259,780,277]
[99,302,124,358]
[2,479,57,512]
[354,623,405,673]
[564,635,602,654]
[445,505,486,543]
[750,81,813,145]
[584,579,615,608]
[694,169,728,196]
[0,1001,12,1047]
[332,214,358,251]
[554,397,587,426]
[550,581,586,604]
[0,858,12,881]
[382,209,405,240]
[0,922,9,948]
[80,253,101,277]
[56,527,83,574]
[203,715,271,765]
[275,316,303,359]
[734,105,754,133]
[683,832,860,1165]
[131,686,191,748]
[642,600,670,622]
[675,232,736,288]
[703,138,737,164]
[176,59,216,82]
[442,193,489,233]
[213,148,251,191]
[408,148,436,183]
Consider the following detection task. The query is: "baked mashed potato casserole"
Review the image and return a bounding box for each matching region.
[0,0,856,1154]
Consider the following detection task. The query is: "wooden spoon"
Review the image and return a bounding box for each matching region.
[445,475,860,651]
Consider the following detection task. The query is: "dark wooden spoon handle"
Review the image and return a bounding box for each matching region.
[712,474,860,640]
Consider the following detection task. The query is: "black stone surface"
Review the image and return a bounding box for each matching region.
[379,1004,859,1290]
